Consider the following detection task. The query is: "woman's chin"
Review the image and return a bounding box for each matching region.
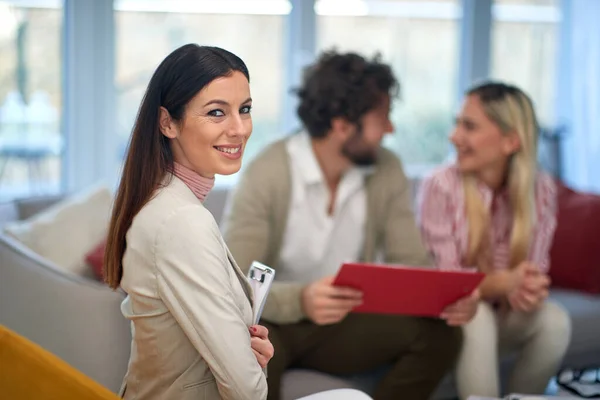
[214,162,243,176]
[456,160,478,174]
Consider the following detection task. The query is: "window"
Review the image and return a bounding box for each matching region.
[114,0,288,184]
[491,0,560,126]
[0,0,63,201]
[316,0,461,170]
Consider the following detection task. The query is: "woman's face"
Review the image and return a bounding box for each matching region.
[450,94,518,175]
[161,71,252,178]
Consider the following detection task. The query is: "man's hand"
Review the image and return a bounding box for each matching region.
[508,262,550,313]
[301,276,363,325]
[440,289,481,326]
[249,325,274,369]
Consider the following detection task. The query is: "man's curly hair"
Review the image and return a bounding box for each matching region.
[296,50,399,138]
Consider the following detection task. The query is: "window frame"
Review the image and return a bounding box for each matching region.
[55,0,563,193]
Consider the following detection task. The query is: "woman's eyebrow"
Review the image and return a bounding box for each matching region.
[203,99,229,107]
[203,97,253,107]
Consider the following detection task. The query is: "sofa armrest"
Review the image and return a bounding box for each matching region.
[0,234,130,393]
[0,325,121,399]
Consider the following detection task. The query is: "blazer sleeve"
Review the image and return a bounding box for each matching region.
[155,205,267,400]
[222,160,306,325]
[416,175,463,270]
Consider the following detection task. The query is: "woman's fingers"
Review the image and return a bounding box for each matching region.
[251,336,273,355]
[508,290,527,311]
[510,288,545,312]
[252,349,268,369]
[249,325,274,368]
[249,325,269,339]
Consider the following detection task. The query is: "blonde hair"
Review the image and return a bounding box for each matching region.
[463,82,539,272]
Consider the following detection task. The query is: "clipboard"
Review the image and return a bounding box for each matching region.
[333,262,484,318]
[247,261,276,324]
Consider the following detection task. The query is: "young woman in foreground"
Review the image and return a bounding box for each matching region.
[104,43,372,400]
[103,44,272,400]
[418,82,571,399]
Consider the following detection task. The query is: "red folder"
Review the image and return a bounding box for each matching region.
[333,262,485,318]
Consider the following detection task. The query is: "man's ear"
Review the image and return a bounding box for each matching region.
[159,106,178,139]
[330,117,354,141]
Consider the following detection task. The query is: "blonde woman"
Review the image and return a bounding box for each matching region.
[417,82,571,399]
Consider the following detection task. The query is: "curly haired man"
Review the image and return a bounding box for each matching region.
[222,51,476,400]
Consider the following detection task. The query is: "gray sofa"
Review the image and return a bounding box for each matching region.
[0,195,130,393]
[1,190,600,399]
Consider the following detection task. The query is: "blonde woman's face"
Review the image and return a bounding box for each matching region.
[450,94,519,174]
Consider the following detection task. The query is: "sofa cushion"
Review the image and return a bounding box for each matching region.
[549,183,600,294]
[550,289,600,366]
[3,185,113,277]
[85,239,107,281]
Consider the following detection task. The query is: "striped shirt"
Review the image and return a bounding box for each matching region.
[416,164,557,273]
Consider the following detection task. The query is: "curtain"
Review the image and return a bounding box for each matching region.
[558,0,600,193]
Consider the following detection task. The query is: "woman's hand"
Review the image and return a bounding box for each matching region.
[508,263,550,313]
[249,325,274,369]
[508,261,534,291]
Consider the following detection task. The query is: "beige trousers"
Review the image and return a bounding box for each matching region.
[456,300,572,399]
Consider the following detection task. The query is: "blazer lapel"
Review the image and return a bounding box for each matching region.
[226,246,254,308]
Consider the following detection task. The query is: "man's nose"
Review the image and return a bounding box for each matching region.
[385,120,394,135]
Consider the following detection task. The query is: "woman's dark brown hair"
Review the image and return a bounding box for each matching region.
[104,44,249,289]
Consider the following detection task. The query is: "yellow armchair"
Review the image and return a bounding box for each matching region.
[0,324,120,400]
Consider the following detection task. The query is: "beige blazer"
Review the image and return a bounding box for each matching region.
[119,175,267,400]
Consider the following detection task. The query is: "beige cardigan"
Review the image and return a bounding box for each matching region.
[222,138,432,325]
[119,176,267,400]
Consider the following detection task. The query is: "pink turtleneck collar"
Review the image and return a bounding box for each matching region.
[172,162,215,202]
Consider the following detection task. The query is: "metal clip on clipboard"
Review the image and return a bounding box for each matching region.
[247,261,276,325]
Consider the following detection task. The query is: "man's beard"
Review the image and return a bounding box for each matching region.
[341,129,378,166]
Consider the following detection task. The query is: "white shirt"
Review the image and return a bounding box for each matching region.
[278,132,372,284]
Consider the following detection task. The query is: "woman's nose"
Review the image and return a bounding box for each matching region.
[449,128,461,145]
[227,114,250,137]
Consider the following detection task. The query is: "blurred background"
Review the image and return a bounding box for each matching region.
[0,0,597,201]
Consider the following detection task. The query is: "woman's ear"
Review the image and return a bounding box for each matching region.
[159,107,178,139]
[503,130,522,155]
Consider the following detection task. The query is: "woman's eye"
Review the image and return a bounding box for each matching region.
[208,109,225,117]
[240,105,252,114]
